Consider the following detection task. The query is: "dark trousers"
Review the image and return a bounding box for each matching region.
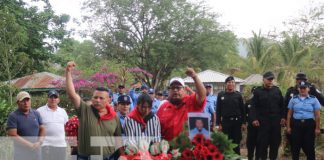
[256,116,281,160]
[291,119,316,160]
[222,117,242,155]
[247,123,258,160]
[41,146,66,160]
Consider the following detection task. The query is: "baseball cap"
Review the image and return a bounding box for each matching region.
[48,90,59,97]
[16,91,31,102]
[148,88,155,94]
[117,95,131,104]
[295,72,307,81]
[118,84,125,88]
[169,77,185,86]
[263,71,275,79]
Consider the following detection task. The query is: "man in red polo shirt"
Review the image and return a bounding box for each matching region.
[157,68,206,141]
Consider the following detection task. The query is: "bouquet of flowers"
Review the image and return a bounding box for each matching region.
[65,115,79,146]
[119,140,181,160]
[180,133,223,160]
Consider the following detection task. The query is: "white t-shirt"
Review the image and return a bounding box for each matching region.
[37,104,68,147]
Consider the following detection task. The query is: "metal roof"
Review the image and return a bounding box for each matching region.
[9,72,65,89]
[183,69,244,83]
[241,74,263,85]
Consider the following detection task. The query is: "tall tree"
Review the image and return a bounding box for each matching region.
[277,33,311,88]
[83,0,236,89]
[0,0,70,81]
[0,7,29,104]
[244,31,277,73]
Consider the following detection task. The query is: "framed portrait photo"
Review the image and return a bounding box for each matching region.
[188,112,210,140]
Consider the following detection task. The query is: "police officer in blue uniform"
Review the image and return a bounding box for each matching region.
[250,71,285,160]
[287,81,321,160]
[148,88,161,113]
[216,76,246,155]
[285,72,324,110]
[203,84,217,130]
[113,84,134,111]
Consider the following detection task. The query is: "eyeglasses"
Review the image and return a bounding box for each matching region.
[267,78,274,81]
[170,86,183,91]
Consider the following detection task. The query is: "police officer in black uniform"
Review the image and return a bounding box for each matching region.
[216,76,246,155]
[245,86,259,160]
[285,72,324,109]
[250,71,285,160]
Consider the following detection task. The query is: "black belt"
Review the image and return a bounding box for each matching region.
[223,116,241,121]
[292,118,313,123]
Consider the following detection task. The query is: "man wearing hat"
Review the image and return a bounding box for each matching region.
[37,90,68,160]
[286,81,321,160]
[65,61,122,159]
[216,76,245,155]
[7,91,45,160]
[129,83,148,111]
[148,88,161,113]
[250,71,285,160]
[113,84,134,110]
[162,90,168,100]
[157,68,206,141]
[117,95,131,139]
[156,91,163,101]
[203,84,217,131]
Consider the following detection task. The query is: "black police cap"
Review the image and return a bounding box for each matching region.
[299,81,310,88]
[117,95,131,104]
[263,71,275,79]
[295,72,307,81]
[225,76,235,83]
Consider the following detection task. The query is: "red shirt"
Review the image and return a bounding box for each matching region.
[157,93,206,141]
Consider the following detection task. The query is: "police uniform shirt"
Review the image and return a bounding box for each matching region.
[216,91,245,125]
[288,95,321,120]
[203,93,217,114]
[250,86,285,121]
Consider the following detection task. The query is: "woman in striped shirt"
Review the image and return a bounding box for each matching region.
[125,94,161,145]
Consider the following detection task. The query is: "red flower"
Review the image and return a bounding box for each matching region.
[213,151,224,160]
[207,144,219,156]
[203,139,212,146]
[181,148,194,159]
[192,133,206,145]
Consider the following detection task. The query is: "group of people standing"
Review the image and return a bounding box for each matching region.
[215,71,323,160]
[6,60,323,160]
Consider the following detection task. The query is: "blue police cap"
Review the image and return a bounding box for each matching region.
[148,88,155,94]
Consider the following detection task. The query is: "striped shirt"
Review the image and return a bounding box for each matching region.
[124,114,161,144]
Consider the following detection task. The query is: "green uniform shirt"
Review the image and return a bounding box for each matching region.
[77,101,121,156]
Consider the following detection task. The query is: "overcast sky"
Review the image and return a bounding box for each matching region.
[47,0,320,39]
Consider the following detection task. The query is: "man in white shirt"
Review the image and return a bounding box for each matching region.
[37,90,68,160]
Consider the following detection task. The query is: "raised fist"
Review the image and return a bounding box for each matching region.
[66,61,76,72]
[185,67,197,78]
